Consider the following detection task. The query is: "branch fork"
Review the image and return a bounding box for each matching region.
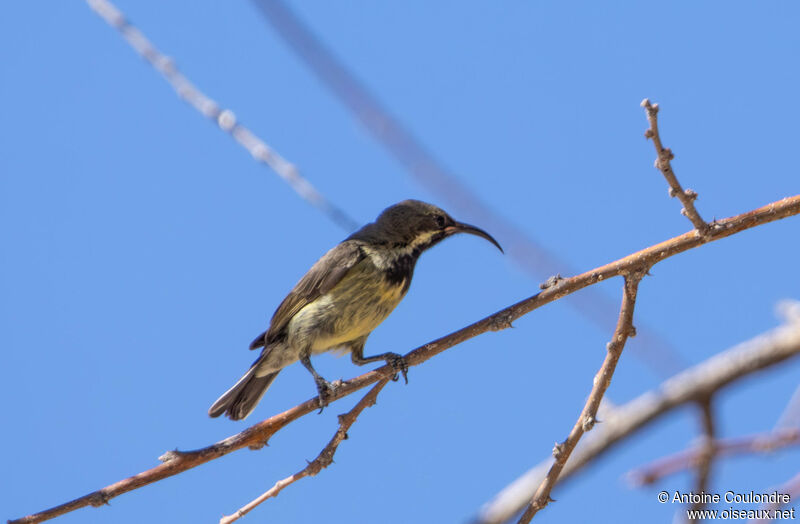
[218,380,389,524]
[11,97,800,523]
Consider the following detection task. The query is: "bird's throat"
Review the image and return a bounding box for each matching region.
[361,245,421,294]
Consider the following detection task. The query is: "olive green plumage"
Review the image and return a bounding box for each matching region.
[209,200,502,420]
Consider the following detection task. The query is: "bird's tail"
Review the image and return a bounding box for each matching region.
[208,367,280,421]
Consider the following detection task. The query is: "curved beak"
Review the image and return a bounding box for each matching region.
[445,221,504,253]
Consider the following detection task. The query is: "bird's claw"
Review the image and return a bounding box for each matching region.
[314,378,340,413]
[385,353,409,384]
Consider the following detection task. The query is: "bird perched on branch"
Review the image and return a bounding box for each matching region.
[209,199,503,420]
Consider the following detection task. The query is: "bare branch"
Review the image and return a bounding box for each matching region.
[85,0,359,231]
[219,379,389,523]
[10,195,800,524]
[516,274,643,523]
[628,428,800,486]
[474,307,800,524]
[776,385,800,430]
[773,302,800,432]
[641,98,710,235]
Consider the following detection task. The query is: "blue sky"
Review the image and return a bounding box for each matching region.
[2,2,799,523]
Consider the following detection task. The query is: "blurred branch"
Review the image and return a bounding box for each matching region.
[517,274,643,523]
[252,0,688,378]
[689,397,716,518]
[474,303,800,524]
[775,384,800,431]
[219,379,389,524]
[641,99,709,235]
[86,0,359,231]
[11,194,800,524]
[628,428,800,486]
[751,471,800,523]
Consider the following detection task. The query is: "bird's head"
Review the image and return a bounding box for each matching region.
[358,200,503,255]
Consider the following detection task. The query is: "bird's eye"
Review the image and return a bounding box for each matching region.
[434,215,446,228]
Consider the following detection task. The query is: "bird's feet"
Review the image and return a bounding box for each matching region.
[314,377,341,413]
[384,353,409,384]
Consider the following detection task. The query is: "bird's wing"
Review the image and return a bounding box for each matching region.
[249,240,365,349]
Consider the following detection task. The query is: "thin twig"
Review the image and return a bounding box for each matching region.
[474,305,800,524]
[85,0,359,231]
[628,428,800,486]
[219,379,389,524]
[641,99,710,235]
[10,194,800,524]
[516,274,643,523]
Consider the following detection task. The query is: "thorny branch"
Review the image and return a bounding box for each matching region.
[474,303,800,524]
[516,274,644,523]
[641,98,710,235]
[9,194,800,524]
[219,380,389,524]
[9,70,800,524]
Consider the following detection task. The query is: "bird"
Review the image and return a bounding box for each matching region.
[208,199,503,420]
